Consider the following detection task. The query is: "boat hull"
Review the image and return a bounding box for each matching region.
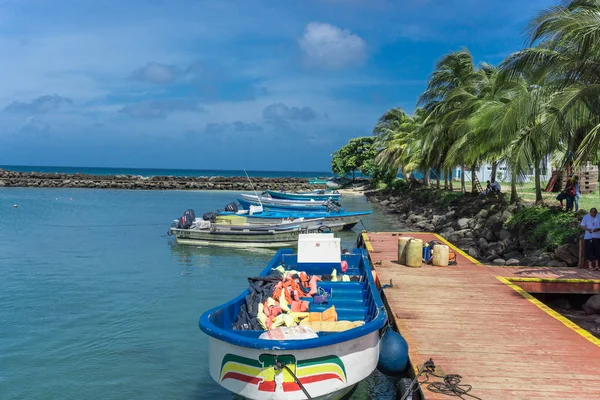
[266,190,342,201]
[241,194,329,208]
[170,227,302,248]
[239,198,329,212]
[241,215,363,231]
[209,332,380,400]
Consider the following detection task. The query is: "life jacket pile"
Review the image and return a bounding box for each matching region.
[257,266,338,331]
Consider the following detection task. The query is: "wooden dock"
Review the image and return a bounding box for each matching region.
[363,232,600,400]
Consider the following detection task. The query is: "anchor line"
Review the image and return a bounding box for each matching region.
[274,360,313,400]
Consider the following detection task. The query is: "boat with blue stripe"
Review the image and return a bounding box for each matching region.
[265,190,342,201]
[217,209,371,231]
[198,233,405,399]
[238,197,335,212]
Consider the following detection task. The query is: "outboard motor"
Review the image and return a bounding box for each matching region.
[224,202,239,212]
[325,199,341,213]
[180,209,196,229]
[202,211,218,222]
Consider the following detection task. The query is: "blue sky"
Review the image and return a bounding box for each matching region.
[0,0,557,172]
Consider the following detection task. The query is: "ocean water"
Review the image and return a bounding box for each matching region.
[0,188,403,400]
[0,165,332,179]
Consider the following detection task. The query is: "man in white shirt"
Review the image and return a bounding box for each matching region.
[580,207,600,270]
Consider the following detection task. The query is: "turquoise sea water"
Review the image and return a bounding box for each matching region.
[0,188,403,400]
[0,165,332,179]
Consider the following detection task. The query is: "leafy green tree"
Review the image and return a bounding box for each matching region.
[331,137,378,181]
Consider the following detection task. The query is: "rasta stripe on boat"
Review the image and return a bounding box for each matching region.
[219,353,347,392]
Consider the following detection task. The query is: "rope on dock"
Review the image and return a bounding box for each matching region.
[400,359,482,400]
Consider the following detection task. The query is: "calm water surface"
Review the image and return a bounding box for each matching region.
[0,189,403,400]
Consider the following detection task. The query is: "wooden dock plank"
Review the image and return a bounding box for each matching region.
[364,232,600,400]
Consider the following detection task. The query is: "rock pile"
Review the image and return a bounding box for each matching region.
[367,187,582,267]
[0,169,321,191]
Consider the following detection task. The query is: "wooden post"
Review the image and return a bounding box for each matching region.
[578,238,585,268]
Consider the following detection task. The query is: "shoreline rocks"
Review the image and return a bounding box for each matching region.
[0,169,322,191]
[367,186,582,267]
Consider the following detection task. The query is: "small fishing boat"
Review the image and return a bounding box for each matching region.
[308,177,330,185]
[266,190,342,202]
[238,198,328,212]
[199,233,391,399]
[169,217,331,248]
[241,194,332,208]
[326,178,351,189]
[217,210,372,231]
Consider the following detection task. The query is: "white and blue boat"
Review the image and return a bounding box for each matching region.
[238,196,335,212]
[266,190,342,202]
[199,233,400,400]
[217,210,371,232]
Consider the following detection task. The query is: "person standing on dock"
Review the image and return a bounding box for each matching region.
[581,207,600,271]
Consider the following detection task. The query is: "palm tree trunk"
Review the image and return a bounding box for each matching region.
[510,170,518,203]
[449,169,454,191]
[436,168,441,189]
[423,167,430,187]
[534,159,542,203]
[471,163,477,193]
[491,161,498,181]
[460,165,465,192]
[444,170,448,190]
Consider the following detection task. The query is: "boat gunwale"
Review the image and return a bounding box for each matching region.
[198,248,388,350]
[219,210,373,219]
[265,189,342,201]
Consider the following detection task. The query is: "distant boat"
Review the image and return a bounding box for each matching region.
[265,190,342,201]
[198,233,392,399]
[308,177,330,185]
[326,177,351,189]
[217,209,371,231]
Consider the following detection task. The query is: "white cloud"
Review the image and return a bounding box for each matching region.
[130,63,181,85]
[299,22,367,69]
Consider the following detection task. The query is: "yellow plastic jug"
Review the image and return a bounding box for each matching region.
[397,236,413,265]
[432,244,450,267]
[406,238,423,268]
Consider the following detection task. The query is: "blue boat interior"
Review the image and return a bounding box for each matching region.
[199,248,388,350]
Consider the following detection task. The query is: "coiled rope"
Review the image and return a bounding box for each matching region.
[400,359,482,400]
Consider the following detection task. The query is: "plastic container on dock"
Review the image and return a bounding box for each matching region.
[422,243,431,264]
[397,236,413,265]
[406,238,423,268]
[432,244,450,267]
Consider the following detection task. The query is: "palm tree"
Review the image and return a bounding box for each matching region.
[373,108,430,185]
[502,0,600,165]
[418,49,487,192]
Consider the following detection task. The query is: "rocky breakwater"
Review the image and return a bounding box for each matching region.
[0,169,321,191]
[367,187,583,267]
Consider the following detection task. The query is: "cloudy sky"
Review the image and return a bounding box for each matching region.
[0,0,556,172]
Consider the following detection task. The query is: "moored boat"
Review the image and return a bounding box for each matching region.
[266,190,342,202]
[169,216,335,248]
[217,210,371,231]
[239,196,341,212]
[198,233,394,399]
[240,194,332,208]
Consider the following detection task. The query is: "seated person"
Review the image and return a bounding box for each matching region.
[481,180,491,195]
[490,179,501,192]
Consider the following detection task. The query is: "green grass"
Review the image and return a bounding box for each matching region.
[516,181,599,211]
